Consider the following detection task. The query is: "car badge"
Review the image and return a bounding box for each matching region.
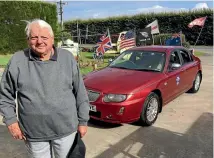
[176,76,180,85]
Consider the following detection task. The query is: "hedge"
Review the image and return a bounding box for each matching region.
[64,9,213,46]
[0,1,57,54]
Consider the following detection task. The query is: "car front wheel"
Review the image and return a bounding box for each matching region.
[140,92,160,126]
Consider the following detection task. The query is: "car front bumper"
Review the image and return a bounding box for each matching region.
[89,97,146,124]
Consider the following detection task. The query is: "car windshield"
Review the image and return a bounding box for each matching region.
[109,50,166,72]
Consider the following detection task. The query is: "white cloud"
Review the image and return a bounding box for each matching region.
[133,5,188,14]
[193,3,209,10]
[153,5,163,9]
[93,13,100,18]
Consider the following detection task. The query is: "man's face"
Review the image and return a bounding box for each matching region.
[28,24,54,55]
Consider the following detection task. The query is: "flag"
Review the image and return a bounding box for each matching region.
[136,27,152,45]
[120,30,136,50]
[146,20,160,34]
[188,16,207,28]
[95,29,112,55]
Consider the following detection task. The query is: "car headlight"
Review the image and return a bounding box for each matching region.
[103,94,127,102]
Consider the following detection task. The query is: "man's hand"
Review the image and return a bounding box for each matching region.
[78,125,88,138]
[7,122,26,140]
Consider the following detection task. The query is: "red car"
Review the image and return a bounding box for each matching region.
[83,46,202,126]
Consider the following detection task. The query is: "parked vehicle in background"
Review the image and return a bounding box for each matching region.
[83,46,202,126]
[60,39,79,60]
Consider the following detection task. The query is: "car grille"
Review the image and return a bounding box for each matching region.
[90,111,101,118]
[87,89,100,102]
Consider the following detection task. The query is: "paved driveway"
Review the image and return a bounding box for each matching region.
[0,53,213,158]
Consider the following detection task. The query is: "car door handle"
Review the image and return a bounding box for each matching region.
[181,69,185,72]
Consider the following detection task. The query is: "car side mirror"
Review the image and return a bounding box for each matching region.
[169,63,181,71]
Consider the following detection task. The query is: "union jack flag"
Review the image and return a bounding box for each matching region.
[95,30,112,55]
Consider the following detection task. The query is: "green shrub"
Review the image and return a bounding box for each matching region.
[0,1,57,54]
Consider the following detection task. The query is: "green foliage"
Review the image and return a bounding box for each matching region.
[64,9,213,46]
[182,41,191,48]
[0,1,57,54]
[54,23,73,43]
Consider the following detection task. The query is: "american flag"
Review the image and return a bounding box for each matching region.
[120,30,136,50]
[95,30,112,55]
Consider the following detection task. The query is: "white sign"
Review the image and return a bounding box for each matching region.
[146,20,160,34]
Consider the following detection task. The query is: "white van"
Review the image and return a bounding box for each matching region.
[60,39,79,60]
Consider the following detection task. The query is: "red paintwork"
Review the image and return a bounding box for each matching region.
[83,46,202,124]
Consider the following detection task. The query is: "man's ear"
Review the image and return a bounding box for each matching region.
[27,38,30,46]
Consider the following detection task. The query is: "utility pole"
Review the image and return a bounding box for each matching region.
[57,0,67,42]
[85,25,88,44]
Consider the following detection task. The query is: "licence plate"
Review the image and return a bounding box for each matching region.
[89,104,97,112]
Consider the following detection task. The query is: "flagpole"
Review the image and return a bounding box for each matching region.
[78,29,82,65]
[152,34,154,45]
[194,25,204,47]
[159,33,162,45]
[107,28,112,45]
[106,28,111,61]
[192,16,207,47]
[134,27,136,47]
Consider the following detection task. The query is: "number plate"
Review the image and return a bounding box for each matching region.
[89,104,97,112]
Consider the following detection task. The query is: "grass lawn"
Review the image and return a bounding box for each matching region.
[0,50,205,75]
[79,52,118,75]
[0,54,12,67]
[194,51,204,56]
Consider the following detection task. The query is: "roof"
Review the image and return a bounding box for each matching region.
[129,45,184,52]
[63,39,74,45]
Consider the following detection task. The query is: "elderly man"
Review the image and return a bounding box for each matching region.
[0,19,90,157]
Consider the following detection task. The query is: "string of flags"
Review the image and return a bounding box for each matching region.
[95,17,207,55]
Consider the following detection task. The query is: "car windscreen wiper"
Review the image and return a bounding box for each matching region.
[109,66,130,69]
[134,69,160,72]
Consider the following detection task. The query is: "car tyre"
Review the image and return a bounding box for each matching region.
[140,92,160,126]
[188,72,201,93]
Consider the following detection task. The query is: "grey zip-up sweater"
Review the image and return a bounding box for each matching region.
[0,47,90,141]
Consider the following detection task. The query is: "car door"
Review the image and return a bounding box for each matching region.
[162,49,185,104]
[177,48,198,91]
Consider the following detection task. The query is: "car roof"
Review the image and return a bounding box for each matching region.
[128,45,185,54]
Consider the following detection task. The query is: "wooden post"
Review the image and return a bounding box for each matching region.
[93,63,97,71]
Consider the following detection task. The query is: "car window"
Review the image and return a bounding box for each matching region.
[169,51,181,64]
[179,49,193,64]
[122,54,132,60]
[113,52,133,65]
[109,50,166,72]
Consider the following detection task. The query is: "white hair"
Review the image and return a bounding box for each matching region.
[25,19,54,38]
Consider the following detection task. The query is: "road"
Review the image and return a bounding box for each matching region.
[0,51,213,158]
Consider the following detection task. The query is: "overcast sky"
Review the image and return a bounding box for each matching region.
[45,1,213,21]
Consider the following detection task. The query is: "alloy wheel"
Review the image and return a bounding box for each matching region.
[146,98,158,122]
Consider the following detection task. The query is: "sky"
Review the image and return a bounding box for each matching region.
[46,1,213,21]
